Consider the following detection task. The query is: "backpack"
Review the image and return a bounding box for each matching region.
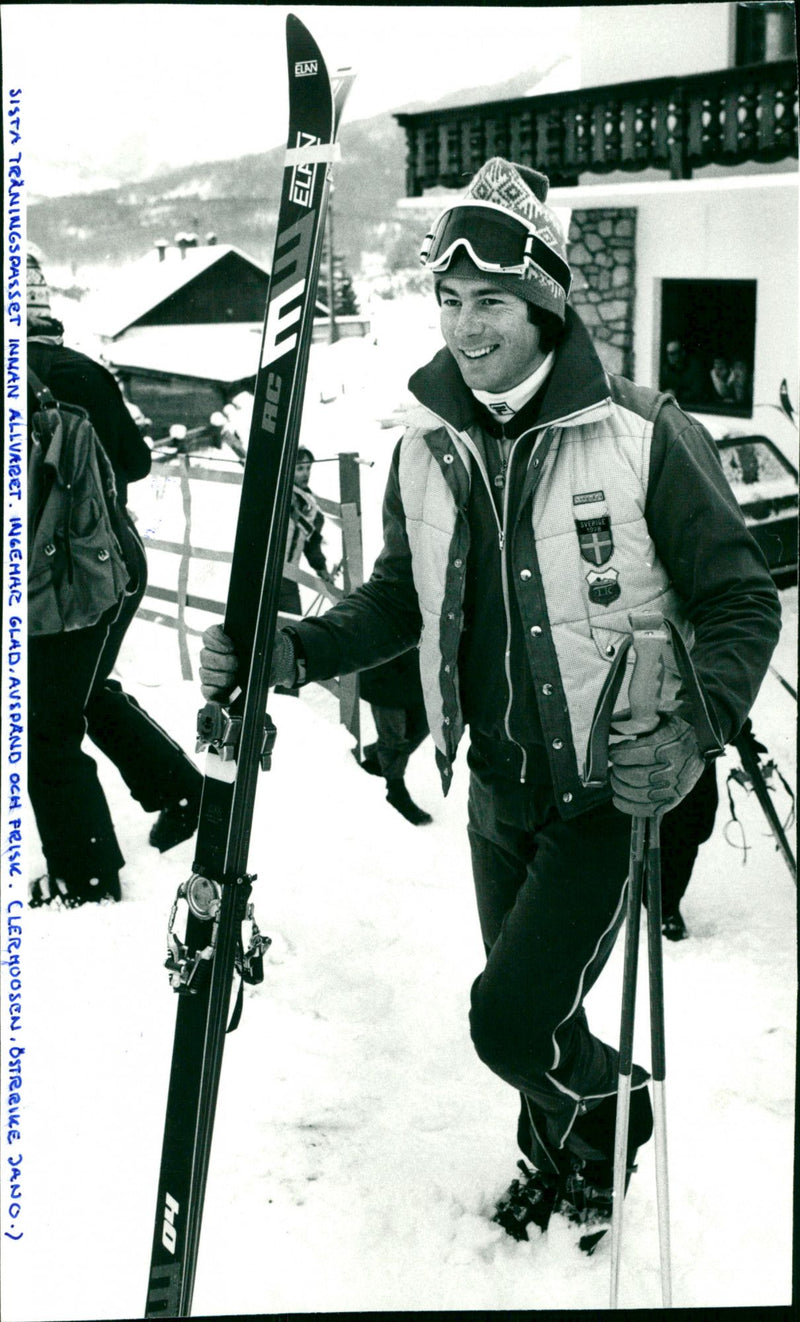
[28,366,131,635]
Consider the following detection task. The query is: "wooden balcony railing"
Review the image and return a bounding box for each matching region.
[394,61,798,193]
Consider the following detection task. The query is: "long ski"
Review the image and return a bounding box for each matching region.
[145,18,354,1317]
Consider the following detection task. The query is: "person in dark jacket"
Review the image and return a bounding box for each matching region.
[358,649,432,825]
[279,447,333,614]
[27,249,202,908]
[199,160,781,1236]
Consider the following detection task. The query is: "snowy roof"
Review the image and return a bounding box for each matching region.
[87,243,269,339]
[103,322,264,386]
[89,241,329,340]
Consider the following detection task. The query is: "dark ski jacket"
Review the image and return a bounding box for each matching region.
[28,341,150,506]
[288,307,781,816]
[359,648,425,712]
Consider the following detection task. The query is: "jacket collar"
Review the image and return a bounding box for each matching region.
[408,305,611,436]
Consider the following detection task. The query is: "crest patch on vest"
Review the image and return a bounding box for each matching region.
[585,566,621,607]
[573,491,613,566]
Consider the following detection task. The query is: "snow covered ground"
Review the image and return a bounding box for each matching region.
[3,295,797,1318]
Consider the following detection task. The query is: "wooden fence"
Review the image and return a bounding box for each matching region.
[135,451,364,750]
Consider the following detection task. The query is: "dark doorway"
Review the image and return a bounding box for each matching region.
[659,279,757,416]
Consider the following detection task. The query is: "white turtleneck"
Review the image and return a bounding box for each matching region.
[471,349,555,420]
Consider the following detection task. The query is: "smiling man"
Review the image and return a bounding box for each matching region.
[200,158,780,1242]
[438,277,549,392]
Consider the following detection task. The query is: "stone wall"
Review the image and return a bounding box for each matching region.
[568,209,637,379]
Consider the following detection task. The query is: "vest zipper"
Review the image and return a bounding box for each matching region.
[418,414,547,782]
[495,421,556,783]
[414,392,614,781]
[454,420,523,772]
[498,430,527,782]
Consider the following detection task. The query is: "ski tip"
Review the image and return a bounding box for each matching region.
[285,13,319,50]
[285,13,329,82]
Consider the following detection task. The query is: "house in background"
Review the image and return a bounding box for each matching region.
[394,1,798,461]
[90,236,368,436]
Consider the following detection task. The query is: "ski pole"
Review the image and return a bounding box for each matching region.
[733,729,796,883]
[609,814,647,1309]
[644,814,672,1308]
[768,664,796,702]
[610,815,673,1309]
[609,615,676,1309]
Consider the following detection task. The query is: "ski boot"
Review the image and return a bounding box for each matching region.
[29,871,120,908]
[662,907,688,941]
[359,745,382,777]
[492,1161,561,1240]
[149,786,202,853]
[385,778,432,825]
[556,1157,619,1253]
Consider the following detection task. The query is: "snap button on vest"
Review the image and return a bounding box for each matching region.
[520,568,532,581]
[562,791,573,803]
[552,738,564,750]
[542,682,554,695]
[443,453,454,464]
[530,624,542,636]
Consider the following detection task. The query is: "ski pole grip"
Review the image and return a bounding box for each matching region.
[621,614,673,737]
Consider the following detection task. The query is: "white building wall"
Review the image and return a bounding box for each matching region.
[631,179,798,451]
[549,174,798,458]
[579,3,734,87]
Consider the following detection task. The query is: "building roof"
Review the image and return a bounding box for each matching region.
[89,243,267,339]
[104,322,264,387]
[90,241,329,340]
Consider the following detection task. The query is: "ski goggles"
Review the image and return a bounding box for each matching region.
[419,201,571,296]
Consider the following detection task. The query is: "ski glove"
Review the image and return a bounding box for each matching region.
[608,713,705,816]
[199,623,297,699]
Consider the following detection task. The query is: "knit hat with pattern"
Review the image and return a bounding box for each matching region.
[27,246,54,329]
[434,157,571,322]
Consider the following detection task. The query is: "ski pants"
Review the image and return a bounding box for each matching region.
[658,762,718,916]
[466,763,649,1173]
[84,515,201,812]
[279,576,302,615]
[28,511,201,885]
[364,702,429,782]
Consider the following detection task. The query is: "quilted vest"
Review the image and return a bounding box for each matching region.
[529,401,689,775]
[397,396,689,789]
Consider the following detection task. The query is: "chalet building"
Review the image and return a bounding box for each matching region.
[94,237,368,436]
[394,2,798,462]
